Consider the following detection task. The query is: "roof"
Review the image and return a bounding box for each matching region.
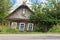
[6,2,33,20]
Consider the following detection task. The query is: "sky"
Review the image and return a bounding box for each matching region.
[11,0,16,4]
[10,0,47,9]
[11,0,60,4]
[10,0,33,13]
[10,0,60,13]
[11,0,39,4]
[11,0,48,4]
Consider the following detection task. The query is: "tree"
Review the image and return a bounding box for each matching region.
[0,0,11,24]
[30,0,60,32]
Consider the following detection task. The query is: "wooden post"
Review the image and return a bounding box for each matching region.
[7,21,12,27]
[17,22,19,29]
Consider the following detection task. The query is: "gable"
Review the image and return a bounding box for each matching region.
[7,5,33,20]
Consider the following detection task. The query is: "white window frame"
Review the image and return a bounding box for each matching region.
[27,23,34,31]
[11,22,17,29]
[19,23,25,31]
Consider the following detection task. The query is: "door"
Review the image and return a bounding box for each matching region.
[19,23,25,31]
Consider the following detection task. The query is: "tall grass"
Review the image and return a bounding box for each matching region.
[0,25,20,34]
[0,25,60,34]
[49,24,60,33]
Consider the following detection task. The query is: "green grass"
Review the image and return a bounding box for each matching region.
[0,25,44,34]
[0,25,60,34]
[0,25,19,34]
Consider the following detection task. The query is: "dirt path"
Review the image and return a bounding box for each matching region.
[0,34,60,40]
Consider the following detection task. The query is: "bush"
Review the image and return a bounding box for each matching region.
[34,25,41,32]
[30,12,57,32]
[0,26,20,33]
[34,23,45,32]
[49,24,60,33]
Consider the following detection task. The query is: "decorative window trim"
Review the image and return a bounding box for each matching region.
[27,23,34,31]
[19,23,25,31]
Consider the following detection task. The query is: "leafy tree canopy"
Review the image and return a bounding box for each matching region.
[0,0,11,23]
[30,0,60,32]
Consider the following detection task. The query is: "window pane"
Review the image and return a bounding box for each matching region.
[20,23,25,31]
[28,23,33,31]
[23,9,26,14]
[21,24,24,28]
[11,22,17,28]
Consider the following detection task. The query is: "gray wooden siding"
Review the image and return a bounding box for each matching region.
[8,8,31,19]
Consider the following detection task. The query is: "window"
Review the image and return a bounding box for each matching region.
[22,9,26,14]
[27,23,34,31]
[11,22,17,28]
[19,23,25,31]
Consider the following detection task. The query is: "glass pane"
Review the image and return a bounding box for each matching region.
[20,24,24,31]
[29,24,32,31]
[11,22,17,28]
[23,9,26,14]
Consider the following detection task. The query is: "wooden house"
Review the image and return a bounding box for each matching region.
[6,2,34,31]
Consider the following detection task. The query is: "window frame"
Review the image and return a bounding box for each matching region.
[27,23,34,31]
[11,22,17,29]
[19,23,25,31]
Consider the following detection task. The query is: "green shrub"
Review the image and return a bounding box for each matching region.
[34,24,44,32]
[34,25,40,32]
[49,24,60,33]
[0,26,20,33]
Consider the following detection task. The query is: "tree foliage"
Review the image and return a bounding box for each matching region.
[30,0,60,32]
[0,0,11,24]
